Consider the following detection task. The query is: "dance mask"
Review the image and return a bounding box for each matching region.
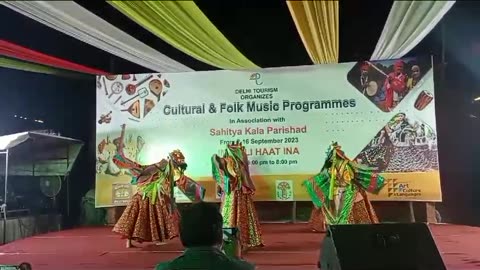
[225,140,246,160]
[325,142,348,163]
[169,149,187,171]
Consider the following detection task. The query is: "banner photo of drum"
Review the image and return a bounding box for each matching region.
[414,90,434,111]
[365,81,378,96]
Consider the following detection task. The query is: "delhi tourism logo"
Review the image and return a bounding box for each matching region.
[275,180,293,201]
[250,72,263,85]
[387,179,421,197]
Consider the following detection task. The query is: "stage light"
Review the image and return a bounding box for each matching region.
[474,96,480,102]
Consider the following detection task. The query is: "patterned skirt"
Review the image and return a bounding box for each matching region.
[309,190,379,230]
[112,193,178,243]
[221,190,264,248]
[347,190,379,224]
[309,207,326,232]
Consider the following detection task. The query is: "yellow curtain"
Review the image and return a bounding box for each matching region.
[287,0,339,64]
[108,1,258,70]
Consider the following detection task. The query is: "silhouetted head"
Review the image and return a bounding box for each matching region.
[18,263,32,270]
[180,202,223,248]
[360,62,369,76]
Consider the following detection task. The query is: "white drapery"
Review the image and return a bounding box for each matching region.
[1,1,193,73]
[370,1,455,61]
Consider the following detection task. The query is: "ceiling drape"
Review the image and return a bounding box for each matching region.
[370,1,455,60]
[287,0,339,64]
[1,1,193,72]
[109,1,258,70]
[0,40,109,75]
[0,56,88,78]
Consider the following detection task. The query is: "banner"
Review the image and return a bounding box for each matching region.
[95,57,441,207]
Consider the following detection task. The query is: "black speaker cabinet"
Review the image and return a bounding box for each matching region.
[319,223,446,270]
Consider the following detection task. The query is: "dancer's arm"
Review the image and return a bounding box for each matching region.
[176,175,206,202]
[212,154,233,194]
[238,151,256,193]
[351,162,386,194]
[303,171,329,208]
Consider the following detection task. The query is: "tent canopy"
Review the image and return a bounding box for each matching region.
[0,131,83,176]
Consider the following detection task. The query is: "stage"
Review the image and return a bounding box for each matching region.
[0,224,479,270]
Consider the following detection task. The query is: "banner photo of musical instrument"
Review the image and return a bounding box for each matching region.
[365,81,378,96]
[95,56,441,207]
[415,90,434,111]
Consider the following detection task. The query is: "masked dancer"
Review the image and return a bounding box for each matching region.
[303,142,385,225]
[211,141,264,250]
[112,126,205,248]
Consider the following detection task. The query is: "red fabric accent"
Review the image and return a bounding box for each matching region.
[113,154,141,172]
[176,175,188,191]
[368,173,378,193]
[0,39,109,75]
[384,81,394,109]
[383,72,406,110]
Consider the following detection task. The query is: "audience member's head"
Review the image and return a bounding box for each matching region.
[180,202,223,248]
[18,263,32,270]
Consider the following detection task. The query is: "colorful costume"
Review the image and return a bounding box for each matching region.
[308,207,327,232]
[113,149,205,245]
[211,141,263,249]
[304,142,385,226]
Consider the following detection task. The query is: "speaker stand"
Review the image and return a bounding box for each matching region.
[408,202,416,222]
[426,202,437,223]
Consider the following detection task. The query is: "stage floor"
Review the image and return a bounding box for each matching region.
[0,224,479,270]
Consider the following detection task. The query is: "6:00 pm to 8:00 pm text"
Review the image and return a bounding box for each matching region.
[248,159,298,166]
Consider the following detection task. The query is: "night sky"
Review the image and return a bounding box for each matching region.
[0,1,479,224]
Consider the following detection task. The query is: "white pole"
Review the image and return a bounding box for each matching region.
[2,149,9,244]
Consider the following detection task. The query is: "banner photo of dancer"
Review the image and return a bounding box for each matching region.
[95,56,440,207]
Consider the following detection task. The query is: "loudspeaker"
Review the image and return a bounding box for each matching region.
[319,223,446,270]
